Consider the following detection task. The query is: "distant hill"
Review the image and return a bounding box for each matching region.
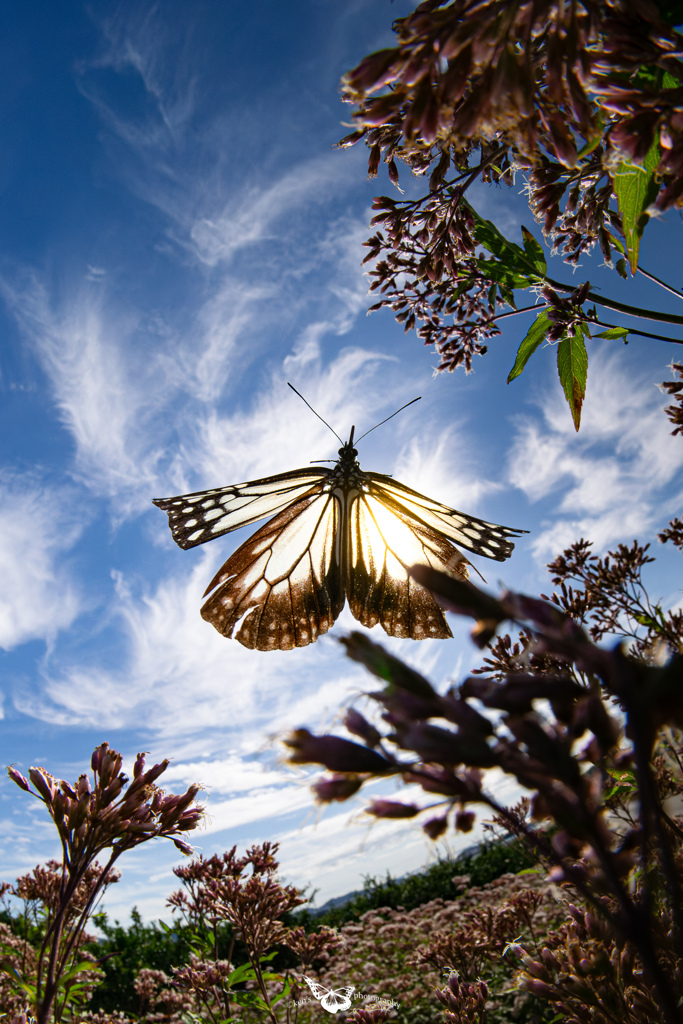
[296,838,527,927]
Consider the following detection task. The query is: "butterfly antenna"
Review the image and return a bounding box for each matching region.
[355,396,421,444]
[288,383,343,445]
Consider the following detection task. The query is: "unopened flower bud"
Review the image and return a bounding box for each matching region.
[29,767,56,803]
[285,729,391,773]
[366,799,420,818]
[7,767,30,792]
[312,773,363,802]
[455,809,475,832]
[140,759,170,787]
[423,815,448,840]
[522,978,556,998]
[344,709,381,747]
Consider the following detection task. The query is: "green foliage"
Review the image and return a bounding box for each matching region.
[85,908,208,1016]
[613,139,661,272]
[345,0,683,431]
[297,837,533,929]
[507,313,551,383]
[76,837,534,1014]
[556,324,589,431]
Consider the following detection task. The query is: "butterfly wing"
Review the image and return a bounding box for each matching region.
[346,490,471,640]
[200,489,344,650]
[152,468,329,549]
[321,987,355,1012]
[366,474,527,560]
[302,976,330,1001]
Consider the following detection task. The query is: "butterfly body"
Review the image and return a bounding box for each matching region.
[153,430,526,651]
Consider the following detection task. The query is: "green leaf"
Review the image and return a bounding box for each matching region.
[271,976,294,1005]
[594,326,629,340]
[557,326,588,431]
[634,613,658,628]
[57,959,103,986]
[507,312,551,383]
[4,966,36,1000]
[227,962,259,985]
[520,226,547,275]
[230,991,269,1010]
[576,133,604,158]
[605,230,626,256]
[475,257,531,290]
[463,200,548,286]
[613,139,660,272]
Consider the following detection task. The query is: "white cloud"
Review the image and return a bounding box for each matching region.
[188,157,356,268]
[0,475,84,650]
[0,275,173,505]
[162,344,397,496]
[394,429,501,512]
[508,350,683,560]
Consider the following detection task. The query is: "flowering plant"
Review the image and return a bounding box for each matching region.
[4,743,204,1024]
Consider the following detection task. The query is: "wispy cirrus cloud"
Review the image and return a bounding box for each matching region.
[0,474,84,650]
[508,350,683,559]
[0,275,173,505]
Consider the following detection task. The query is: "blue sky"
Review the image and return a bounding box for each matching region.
[0,0,682,927]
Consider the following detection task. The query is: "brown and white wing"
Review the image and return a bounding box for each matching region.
[346,492,471,641]
[365,474,527,561]
[152,468,329,549]
[200,489,343,651]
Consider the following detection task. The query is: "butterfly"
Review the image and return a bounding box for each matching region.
[153,390,527,651]
[302,976,355,1013]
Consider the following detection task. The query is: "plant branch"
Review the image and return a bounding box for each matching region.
[637,265,683,301]
[545,276,683,327]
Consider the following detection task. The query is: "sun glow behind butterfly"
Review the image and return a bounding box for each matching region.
[153,390,527,651]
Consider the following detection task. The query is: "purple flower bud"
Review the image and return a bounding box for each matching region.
[7,767,30,792]
[91,742,108,773]
[455,809,475,832]
[312,773,363,802]
[76,773,91,797]
[344,709,381,747]
[522,978,556,998]
[285,729,392,773]
[29,767,56,804]
[366,799,420,818]
[423,815,448,839]
[140,759,170,787]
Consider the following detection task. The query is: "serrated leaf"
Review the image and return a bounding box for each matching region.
[508,312,551,383]
[557,326,588,431]
[520,226,547,275]
[613,139,660,272]
[475,257,531,289]
[464,199,548,285]
[594,326,629,340]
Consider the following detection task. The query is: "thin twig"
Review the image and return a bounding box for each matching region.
[638,265,683,301]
